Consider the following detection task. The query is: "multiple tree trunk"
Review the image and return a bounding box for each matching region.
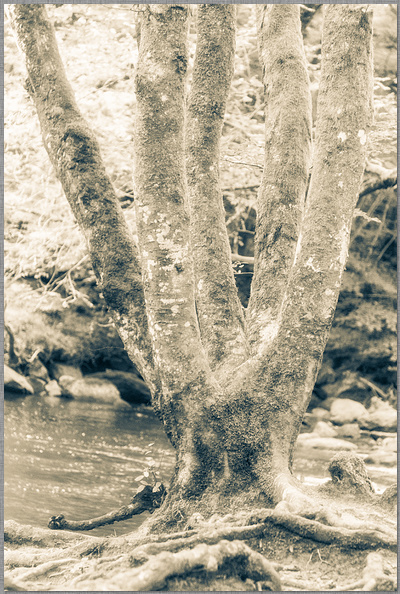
[8,4,374,510]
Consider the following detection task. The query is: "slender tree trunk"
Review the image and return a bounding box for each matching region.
[6,3,156,389]
[246,4,312,352]
[186,4,249,377]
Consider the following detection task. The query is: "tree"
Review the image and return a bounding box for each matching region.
[6,4,396,590]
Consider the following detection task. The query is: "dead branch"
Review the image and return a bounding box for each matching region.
[48,484,166,531]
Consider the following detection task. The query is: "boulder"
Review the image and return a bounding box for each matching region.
[313,421,338,438]
[86,370,151,405]
[327,452,374,497]
[309,407,331,421]
[4,365,34,395]
[50,363,83,381]
[381,437,397,452]
[335,423,361,439]
[296,434,357,451]
[44,380,62,398]
[58,375,122,404]
[364,450,397,466]
[330,398,368,425]
[358,397,397,432]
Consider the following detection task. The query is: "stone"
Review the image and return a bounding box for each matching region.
[87,370,151,405]
[44,380,62,398]
[58,375,122,404]
[364,450,397,466]
[379,484,397,510]
[310,407,331,421]
[296,434,357,451]
[330,398,368,425]
[358,397,396,432]
[313,421,338,438]
[381,437,397,452]
[50,363,83,381]
[335,423,361,439]
[4,365,34,395]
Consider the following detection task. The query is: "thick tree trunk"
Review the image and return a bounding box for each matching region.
[9,3,374,521]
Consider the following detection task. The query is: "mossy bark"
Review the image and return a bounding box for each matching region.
[6,4,156,388]
[186,5,249,376]
[247,4,312,352]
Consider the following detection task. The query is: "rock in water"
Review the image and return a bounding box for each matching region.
[296,434,357,450]
[313,421,338,438]
[330,398,368,424]
[44,380,62,398]
[50,363,83,381]
[359,397,397,432]
[58,375,122,404]
[4,365,34,395]
[85,370,151,405]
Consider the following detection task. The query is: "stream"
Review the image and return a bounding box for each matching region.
[4,393,396,537]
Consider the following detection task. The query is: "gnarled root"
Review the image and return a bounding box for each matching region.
[257,453,397,550]
[5,455,397,591]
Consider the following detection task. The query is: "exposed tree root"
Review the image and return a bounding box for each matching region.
[331,552,397,591]
[48,483,166,531]
[263,509,396,550]
[5,456,397,591]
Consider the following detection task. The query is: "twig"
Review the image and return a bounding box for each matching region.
[223,157,263,170]
[358,377,390,399]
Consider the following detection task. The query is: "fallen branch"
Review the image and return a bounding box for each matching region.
[48,484,166,531]
[231,253,254,265]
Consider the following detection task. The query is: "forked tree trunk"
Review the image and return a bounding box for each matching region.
[8,4,373,514]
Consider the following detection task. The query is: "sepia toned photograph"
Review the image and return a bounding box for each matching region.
[4,2,397,591]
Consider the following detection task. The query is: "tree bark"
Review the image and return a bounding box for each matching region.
[248,4,374,487]
[186,4,248,376]
[246,5,312,352]
[6,4,156,388]
[133,5,223,494]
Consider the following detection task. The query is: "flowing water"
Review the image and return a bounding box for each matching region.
[4,392,396,537]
